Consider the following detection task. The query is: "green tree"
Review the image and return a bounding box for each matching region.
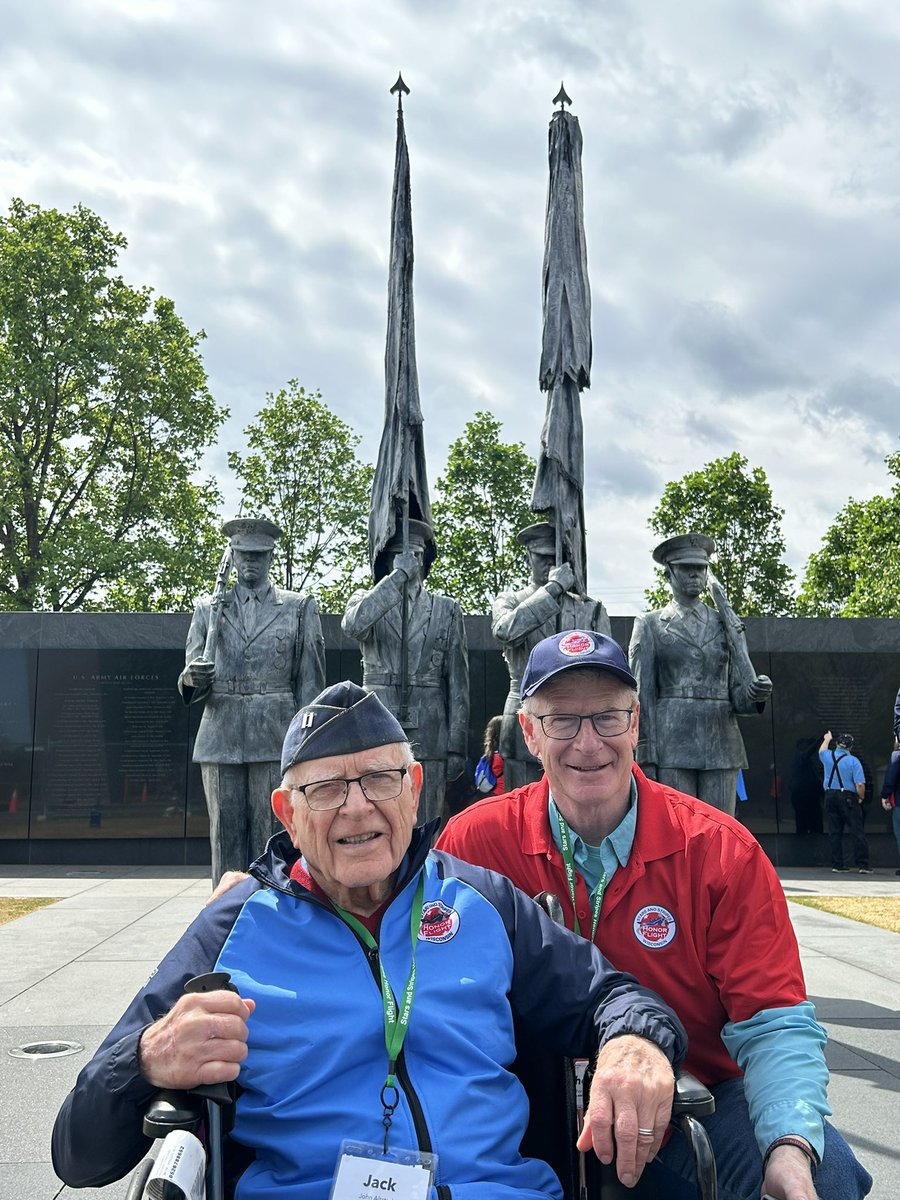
[644,451,794,614]
[0,198,225,611]
[796,452,900,616]
[228,382,374,612]
[429,411,540,613]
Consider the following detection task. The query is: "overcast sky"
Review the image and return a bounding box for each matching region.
[2,0,899,613]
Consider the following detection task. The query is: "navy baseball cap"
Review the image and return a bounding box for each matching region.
[281,681,407,775]
[521,631,637,697]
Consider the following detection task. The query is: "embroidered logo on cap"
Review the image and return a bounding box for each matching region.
[559,631,595,657]
[418,900,459,944]
[633,904,677,949]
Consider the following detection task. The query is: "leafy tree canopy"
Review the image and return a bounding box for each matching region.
[0,198,226,611]
[796,451,900,617]
[644,451,795,615]
[227,381,373,612]
[429,410,540,614]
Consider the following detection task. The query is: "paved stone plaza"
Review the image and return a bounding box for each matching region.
[0,865,897,1199]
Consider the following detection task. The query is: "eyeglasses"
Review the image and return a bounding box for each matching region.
[289,767,408,811]
[533,710,634,740]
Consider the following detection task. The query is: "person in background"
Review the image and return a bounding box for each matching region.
[880,735,900,877]
[481,714,506,795]
[818,731,869,874]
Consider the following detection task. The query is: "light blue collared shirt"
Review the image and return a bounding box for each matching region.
[548,775,638,901]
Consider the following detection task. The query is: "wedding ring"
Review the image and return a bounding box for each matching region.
[637,1128,655,1138]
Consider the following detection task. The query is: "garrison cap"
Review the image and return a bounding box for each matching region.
[222,517,282,551]
[521,630,637,697]
[652,533,715,566]
[281,681,407,775]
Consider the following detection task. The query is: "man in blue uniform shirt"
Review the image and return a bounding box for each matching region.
[819,730,869,873]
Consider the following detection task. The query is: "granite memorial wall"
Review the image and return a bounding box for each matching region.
[1,611,897,866]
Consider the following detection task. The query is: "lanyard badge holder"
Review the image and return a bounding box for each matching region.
[328,875,437,1200]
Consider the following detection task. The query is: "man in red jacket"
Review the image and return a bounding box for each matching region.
[438,630,871,1200]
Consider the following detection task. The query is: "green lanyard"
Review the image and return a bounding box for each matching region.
[553,806,606,943]
[331,873,424,1150]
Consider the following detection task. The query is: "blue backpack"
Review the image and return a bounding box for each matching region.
[474,753,497,794]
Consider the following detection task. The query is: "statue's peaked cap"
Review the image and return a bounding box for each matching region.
[222,517,282,551]
[516,521,556,551]
[280,681,407,775]
[652,533,715,566]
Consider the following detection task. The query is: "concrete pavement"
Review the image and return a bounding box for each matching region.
[0,864,897,1199]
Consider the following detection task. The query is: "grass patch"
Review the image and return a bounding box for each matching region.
[0,897,58,926]
[788,895,900,935]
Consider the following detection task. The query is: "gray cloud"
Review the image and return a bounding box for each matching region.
[670,301,805,397]
[3,0,900,611]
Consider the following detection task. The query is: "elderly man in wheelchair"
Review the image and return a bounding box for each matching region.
[53,681,695,1200]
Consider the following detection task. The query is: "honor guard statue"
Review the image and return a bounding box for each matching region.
[178,517,325,882]
[628,533,772,815]
[342,518,469,824]
[492,521,611,792]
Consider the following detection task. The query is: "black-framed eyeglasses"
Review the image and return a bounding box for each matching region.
[289,767,408,811]
[533,710,634,740]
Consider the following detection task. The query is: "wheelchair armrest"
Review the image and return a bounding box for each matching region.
[142,1082,235,1139]
[672,1070,715,1118]
[143,1089,205,1139]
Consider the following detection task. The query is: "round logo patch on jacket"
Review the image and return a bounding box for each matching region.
[418,900,459,944]
[633,904,677,949]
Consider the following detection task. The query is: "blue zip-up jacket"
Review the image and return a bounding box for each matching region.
[52,824,686,1199]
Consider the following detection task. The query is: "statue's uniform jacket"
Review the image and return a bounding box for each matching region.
[342,570,469,759]
[629,601,759,771]
[491,583,610,761]
[179,586,325,763]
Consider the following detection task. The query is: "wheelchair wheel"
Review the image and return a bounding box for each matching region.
[123,1151,156,1200]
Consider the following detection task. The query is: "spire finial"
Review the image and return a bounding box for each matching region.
[553,82,572,109]
[391,73,410,112]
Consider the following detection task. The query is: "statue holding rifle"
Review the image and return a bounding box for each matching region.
[178,517,325,883]
[628,533,773,816]
[342,517,469,826]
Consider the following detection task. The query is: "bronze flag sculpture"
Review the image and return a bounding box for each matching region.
[343,78,469,824]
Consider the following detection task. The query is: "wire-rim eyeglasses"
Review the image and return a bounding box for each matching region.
[532,710,634,740]
[288,767,408,811]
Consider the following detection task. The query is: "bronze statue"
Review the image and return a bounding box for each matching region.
[628,533,772,815]
[492,522,611,791]
[178,518,325,882]
[342,518,469,824]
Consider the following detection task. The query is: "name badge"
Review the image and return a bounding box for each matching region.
[330,1140,435,1200]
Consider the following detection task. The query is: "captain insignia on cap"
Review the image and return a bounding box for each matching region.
[281,681,407,775]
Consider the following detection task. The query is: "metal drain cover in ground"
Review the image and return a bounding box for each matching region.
[9,1040,84,1059]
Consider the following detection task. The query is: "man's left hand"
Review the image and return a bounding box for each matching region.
[576,1034,674,1189]
[761,1142,819,1199]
